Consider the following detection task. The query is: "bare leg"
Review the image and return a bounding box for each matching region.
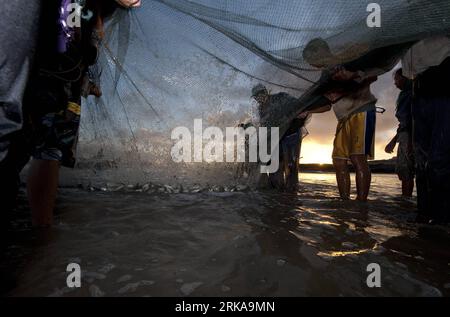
[286,136,301,191]
[333,158,350,200]
[270,154,287,190]
[350,154,371,201]
[401,178,414,197]
[27,159,60,227]
[286,161,299,191]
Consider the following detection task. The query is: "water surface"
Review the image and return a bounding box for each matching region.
[3,173,449,297]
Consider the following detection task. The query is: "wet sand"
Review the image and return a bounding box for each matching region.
[2,173,450,297]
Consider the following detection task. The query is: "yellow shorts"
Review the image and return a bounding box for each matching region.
[332,110,376,160]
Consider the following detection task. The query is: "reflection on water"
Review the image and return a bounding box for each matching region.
[2,173,449,297]
[300,172,417,198]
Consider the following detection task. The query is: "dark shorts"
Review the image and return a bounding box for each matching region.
[281,130,302,167]
[26,77,82,168]
[268,128,302,190]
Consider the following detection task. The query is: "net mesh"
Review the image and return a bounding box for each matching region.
[65,0,450,190]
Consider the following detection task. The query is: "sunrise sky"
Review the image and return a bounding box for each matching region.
[300,69,400,164]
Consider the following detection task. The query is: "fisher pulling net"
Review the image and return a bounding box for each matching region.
[68,0,450,191]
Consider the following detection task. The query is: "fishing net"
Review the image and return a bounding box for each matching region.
[65,0,450,190]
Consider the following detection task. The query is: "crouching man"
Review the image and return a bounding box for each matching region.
[251,84,306,191]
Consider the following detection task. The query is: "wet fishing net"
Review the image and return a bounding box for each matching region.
[66,0,450,191]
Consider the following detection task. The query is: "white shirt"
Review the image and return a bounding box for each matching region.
[332,82,377,121]
[402,36,450,79]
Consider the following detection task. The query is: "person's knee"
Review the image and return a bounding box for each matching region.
[350,154,367,165]
[29,158,56,168]
[333,158,348,170]
[350,155,370,171]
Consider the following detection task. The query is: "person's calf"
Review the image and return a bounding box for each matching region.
[350,154,371,202]
[333,158,351,200]
[27,159,60,227]
[401,178,414,197]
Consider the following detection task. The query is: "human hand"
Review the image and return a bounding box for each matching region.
[298,111,309,119]
[331,66,357,81]
[115,0,142,8]
[385,140,396,154]
[324,89,344,103]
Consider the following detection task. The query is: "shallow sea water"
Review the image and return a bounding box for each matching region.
[2,173,450,297]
